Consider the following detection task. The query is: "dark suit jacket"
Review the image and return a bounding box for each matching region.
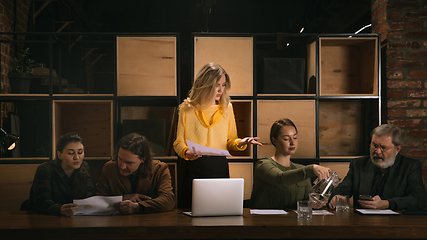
[330,155,426,210]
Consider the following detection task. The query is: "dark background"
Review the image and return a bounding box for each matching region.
[28,0,373,97]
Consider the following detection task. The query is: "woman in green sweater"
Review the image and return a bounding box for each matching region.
[250,118,331,209]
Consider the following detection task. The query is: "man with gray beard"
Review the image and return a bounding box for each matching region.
[328,124,426,211]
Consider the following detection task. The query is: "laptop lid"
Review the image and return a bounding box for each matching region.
[186,178,244,217]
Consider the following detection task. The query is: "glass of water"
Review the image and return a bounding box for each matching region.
[297,200,312,219]
[336,195,350,212]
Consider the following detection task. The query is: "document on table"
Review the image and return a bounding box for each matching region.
[73,196,122,216]
[186,139,231,157]
[313,210,334,215]
[250,209,288,215]
[356,209,399,215]
[292,210,334,215]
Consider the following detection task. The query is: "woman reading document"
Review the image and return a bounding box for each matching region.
[26,133,95,216]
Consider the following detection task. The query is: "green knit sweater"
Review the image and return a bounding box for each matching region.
[249,157,316,209]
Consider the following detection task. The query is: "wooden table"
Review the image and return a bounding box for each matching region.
[1,208,426,239]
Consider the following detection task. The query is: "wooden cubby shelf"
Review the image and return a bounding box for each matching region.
[229,100,253,158]
[194,36,253,96]
[1,33,380,210]
[257,100,316,159]
[120,105,178,158]
[53,100,113,159]
[117,36,177,96]
[317,37,378,96]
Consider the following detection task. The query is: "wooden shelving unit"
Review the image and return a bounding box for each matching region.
[117,36,177,96]
[194,36,253,96]
[317,37,378,96]
[193,33,380,164]
[257,100,316,159]
[0,32,380,209]
[53,100,114,159]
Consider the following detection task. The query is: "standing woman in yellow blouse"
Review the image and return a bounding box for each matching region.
[174,62,261,206]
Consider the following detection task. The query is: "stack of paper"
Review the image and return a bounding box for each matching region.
[73,196,122,216]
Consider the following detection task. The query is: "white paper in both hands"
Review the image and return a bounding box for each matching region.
[73,196,123,216]
[186,139,232,157]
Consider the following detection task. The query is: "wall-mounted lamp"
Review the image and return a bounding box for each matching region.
[0,128,19,153]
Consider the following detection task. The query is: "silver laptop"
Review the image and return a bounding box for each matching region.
[183,178,244,217]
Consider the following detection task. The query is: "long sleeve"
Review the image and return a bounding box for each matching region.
[173,107,189,159]
[250,158,315,209]
[96,160,175,214]
[28,160,94,215]
[330,161,354,199]
[329,158,367,209]
[330,155,427,210]
[173,103,246,160]
[30,163,63,215]
[138,162,175,213]
[254,159,315,187]
[386,158,426,210]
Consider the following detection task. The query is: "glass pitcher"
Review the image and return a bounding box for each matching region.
[309,172,341,205]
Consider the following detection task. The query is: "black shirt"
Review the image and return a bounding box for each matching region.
[370,167,390,197]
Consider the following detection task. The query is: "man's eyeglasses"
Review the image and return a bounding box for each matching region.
[370,142,395,152]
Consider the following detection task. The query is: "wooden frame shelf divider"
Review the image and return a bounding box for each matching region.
[0,32,380,209]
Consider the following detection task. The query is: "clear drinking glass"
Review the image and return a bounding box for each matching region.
[297,200,312,219]
[336,195,350,212]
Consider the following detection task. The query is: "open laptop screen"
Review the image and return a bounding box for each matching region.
[184,178,244,217]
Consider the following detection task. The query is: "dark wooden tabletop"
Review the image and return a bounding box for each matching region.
[1,208,426,239]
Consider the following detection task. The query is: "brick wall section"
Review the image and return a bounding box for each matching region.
[0,0,31,127]
[371,0,427,188]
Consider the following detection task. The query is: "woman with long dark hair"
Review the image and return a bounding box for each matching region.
[26,132,94,216]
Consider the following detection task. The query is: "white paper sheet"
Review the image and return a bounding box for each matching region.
[356,209,399,215]
[313,210,334,215]
[292,209,334,215]
[73,196,122,216]
[186,139,232,157]
[250,209,288,215]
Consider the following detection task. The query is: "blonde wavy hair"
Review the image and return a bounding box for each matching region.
[180,62,231,112]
